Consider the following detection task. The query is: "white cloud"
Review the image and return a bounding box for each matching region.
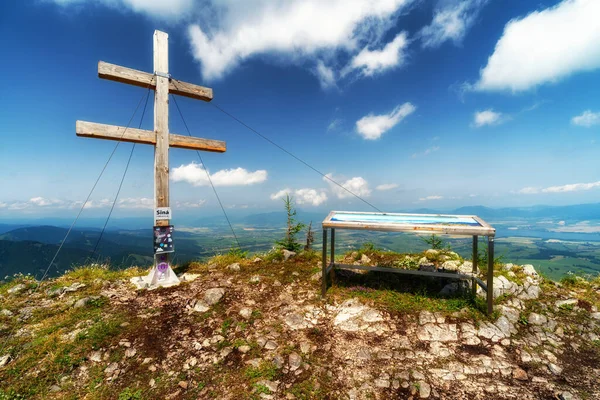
[294,188,328,206]
[172,162,267,187]
[270,188,292,201]
[51,0,193,19]
[29,197,63,207]
[542,181,600,193]
[117,197,154,209]
[175,200,207,208]
[518,181,600,194]
[419,195,443,201]
[187,0,413,81]
[412,145,440,158]
[421,0,488,48]
[473,109,503,127]
[376,183,398,191]
[572,110,600,127]
[348,32,408,76]
[517,187,539,194]
[270,188,327,206]
[0,202,6,208]
[327,118,342,132]
[356,102,416,140]
[324,174,371,199]
[315,61,337,89]
[475,0,600,92]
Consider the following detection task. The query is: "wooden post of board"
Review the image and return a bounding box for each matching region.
[75,30,226,289]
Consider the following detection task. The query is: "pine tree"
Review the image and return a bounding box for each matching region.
[276,194,305,252]
[304,221,314,251]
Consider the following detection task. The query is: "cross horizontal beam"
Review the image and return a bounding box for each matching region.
[98,61,213,102]
[76,120,226,152]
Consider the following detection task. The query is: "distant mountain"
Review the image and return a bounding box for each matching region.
[0,240,93,278]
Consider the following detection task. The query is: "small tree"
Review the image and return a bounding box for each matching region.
[304,221,314,251]
[276,194,305,252]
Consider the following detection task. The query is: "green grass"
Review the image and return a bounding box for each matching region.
[244,361,279,382]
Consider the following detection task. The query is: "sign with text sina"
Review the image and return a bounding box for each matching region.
[155,207,171,221]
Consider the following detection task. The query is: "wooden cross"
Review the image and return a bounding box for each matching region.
[76,30,226,287]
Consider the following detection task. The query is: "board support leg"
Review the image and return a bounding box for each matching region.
[472,235,478,297]
[487,236,494,315]
[321,229,328,297]
[330,228,336,284]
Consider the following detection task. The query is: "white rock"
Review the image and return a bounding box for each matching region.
[288,353,302,371]
[522,264,538,277]
[193,301,210,313]
[250,275,261,283]
[493,276,518,299]
[360,254,371,264]
[417,324,458,342]
[418,381,431,398]
[227,263,241,271]
[419,311,436,325]
[555,299,578,308]
[441,261,460,271]
[282,250,296,261]
[528,313,548,326]
[548,363,562,375]
[425,249,439,260]
[7,284,26,295]
[0,354,12,367]
[239,307,253,319]
[204,288,225,305]
[284,313,310,330]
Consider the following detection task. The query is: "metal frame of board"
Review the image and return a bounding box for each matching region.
[321,211,496,314]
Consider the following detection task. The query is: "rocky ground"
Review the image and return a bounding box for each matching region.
[0,247,599,400]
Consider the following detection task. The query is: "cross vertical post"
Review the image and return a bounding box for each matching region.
[149,30,178,287]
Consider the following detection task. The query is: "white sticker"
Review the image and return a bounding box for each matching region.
[155,207,171,220]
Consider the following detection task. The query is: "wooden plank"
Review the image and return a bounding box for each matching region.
[76,121,226,152]
[154,30,170,227]
[98,61,213,102]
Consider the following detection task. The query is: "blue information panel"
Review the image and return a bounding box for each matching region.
[330,212,481,226]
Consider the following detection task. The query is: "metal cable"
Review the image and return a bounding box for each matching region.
[209,102,383,213]
[169,90,242,250]
[91,88,152,260]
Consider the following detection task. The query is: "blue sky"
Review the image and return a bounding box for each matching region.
[1,0,599,219]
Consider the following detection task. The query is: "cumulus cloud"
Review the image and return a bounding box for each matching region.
[270,188,327,206]
[475,0,600,92]
[419,195,444,201]
[473,109,503,127]
[376,183,398,191]
[518,181,600,194]
[421,0,489,48]
[347,32,408,76]
[51,0,193,19]
[356,103,416,140]
[171,162,267,187]
[572,110,600,127]
[187,0,413,81]
[324,174,371,199]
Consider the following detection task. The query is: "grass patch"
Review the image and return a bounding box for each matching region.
[244,361,280,382]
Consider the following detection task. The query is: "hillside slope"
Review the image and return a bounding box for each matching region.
[0,249,599,399]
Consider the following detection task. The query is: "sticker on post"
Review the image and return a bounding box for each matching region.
[155,207,171,221]
[153,225,174,254]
